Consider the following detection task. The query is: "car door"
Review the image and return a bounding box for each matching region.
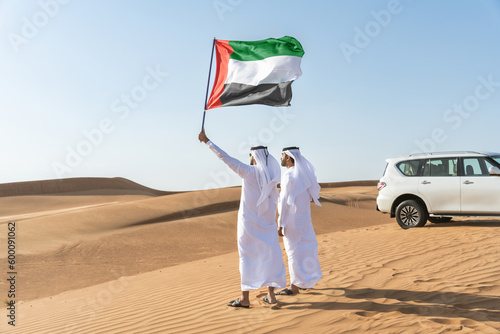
[460,157,500,214]
[418,157,460,213]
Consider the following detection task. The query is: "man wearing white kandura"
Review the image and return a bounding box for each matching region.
[198,130,286,307]
[277,146,323,296]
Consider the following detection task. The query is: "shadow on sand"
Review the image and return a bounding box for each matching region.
[277,287,500,323]
[428,219,500,228]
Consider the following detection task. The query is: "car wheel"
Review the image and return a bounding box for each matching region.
[428,217,452,224]
[395,200,428,229]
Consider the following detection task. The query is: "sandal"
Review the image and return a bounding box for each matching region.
[276,288,295,295]
[227,298,249,308]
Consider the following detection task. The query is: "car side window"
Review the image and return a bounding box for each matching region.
[463,158,494,176]
[423,158,458,177]
[396,160,421,176]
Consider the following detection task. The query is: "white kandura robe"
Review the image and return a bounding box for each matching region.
[207,141,286,291]
[278,166,323,289]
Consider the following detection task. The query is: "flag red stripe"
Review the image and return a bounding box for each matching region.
[206,40,232,110]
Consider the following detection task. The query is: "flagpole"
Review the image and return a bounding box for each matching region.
[201,37,216,131]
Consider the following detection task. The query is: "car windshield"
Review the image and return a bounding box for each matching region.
[492,156,500,165]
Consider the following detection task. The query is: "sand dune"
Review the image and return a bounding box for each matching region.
[1,177,500,333]
[0,177,173,197]
[0,177,173,219]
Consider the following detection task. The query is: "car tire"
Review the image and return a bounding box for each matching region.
[428,217,452,224]
[395,200,428,229]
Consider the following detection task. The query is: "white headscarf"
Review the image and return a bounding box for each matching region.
[250,147,281,216]
[283,148,321,207]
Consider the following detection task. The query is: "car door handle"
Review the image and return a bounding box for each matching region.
[463,180,474,185]
[421,180,431,185]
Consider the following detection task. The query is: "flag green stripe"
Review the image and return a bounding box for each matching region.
[229,36,304,61]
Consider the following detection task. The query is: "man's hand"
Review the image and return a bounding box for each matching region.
[198,130,209,143]
[278,227,284,237]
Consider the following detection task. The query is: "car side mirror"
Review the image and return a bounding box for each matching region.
[489,166,500,176]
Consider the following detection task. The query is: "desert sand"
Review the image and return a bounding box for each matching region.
[1,177,500,333]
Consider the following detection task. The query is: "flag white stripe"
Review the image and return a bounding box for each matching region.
[225,56,302,86]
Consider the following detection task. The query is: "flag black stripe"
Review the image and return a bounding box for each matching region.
[219,81,294,108]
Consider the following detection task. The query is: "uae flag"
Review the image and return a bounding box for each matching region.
[206,36,304,110]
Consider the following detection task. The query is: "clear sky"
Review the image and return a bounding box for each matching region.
[2,0,500,191]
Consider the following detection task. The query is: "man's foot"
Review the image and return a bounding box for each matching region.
[263,295,277,304]
[276,288,295,295]
[227,298,249,308]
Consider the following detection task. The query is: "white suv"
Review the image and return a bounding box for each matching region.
[377,151,500,229]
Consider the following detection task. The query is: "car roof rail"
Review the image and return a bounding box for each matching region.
[408,151,485,157]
